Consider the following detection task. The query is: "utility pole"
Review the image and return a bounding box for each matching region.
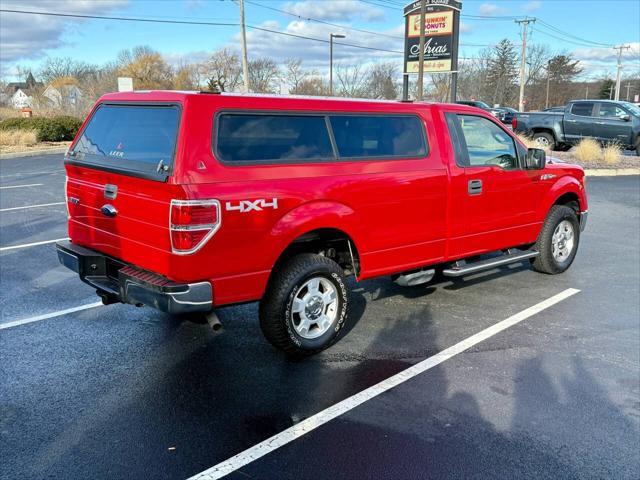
[545,60,551,109]
[239,0,250,92]
[625,82,632,101]
[329,33,345,96]
[585,85,589,99]
[416,0,426,101]
[613,44,630,101]
[515,17,535,111]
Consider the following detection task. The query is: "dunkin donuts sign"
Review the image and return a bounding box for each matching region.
[403,0,461,73]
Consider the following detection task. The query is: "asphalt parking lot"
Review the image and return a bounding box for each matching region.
[1,154,639,480]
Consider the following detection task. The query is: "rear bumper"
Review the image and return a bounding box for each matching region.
[56,240,212,314]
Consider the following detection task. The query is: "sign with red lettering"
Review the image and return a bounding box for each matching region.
[404,0,461,74]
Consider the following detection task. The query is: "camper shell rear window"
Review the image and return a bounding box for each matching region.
[68,103,181,181]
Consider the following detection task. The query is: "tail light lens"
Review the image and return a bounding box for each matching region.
[170,199,221,255]
[512,117,517,129]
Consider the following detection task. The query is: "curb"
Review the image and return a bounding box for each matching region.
[584,168,640,176]
[0,147,68,160]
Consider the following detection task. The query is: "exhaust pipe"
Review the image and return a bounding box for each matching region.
[205,311,223,332]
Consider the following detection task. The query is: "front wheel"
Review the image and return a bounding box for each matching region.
[531,205,580,274]
[259,254,349,356]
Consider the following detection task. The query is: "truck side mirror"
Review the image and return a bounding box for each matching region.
[620,114,631,122]
[525,148,546,170]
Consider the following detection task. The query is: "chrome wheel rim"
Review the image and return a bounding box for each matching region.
[291,276,338,339]
[536,136,550,147]
[552,220,575,263]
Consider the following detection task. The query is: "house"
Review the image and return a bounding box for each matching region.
[5,72,43,109]
[9,89,33,109]
[43,83,83,108]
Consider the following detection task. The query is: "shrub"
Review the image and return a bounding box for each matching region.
[573,137,602,163]
[602,142,622,164]
[0,115,82,142]
[0,129,38,147]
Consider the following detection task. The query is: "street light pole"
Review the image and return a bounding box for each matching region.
[239,0,250,92]
[329,33,345,96]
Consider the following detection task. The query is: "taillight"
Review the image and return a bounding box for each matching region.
[169,199,221,255]
[512,117,517,129]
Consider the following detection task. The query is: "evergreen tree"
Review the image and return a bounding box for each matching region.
[599,78,615,99]
[485,39,518,106]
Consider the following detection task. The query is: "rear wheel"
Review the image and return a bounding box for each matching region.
[259,254,349,356]
[532,132,556,150]
[531,205,580,274]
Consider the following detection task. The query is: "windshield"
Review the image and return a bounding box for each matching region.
[70,104,180,180]
[622,102,640,116]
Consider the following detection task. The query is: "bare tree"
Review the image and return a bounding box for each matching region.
[284,58,308,93]
[38,57,97,84]
[200,48,242,92]
[117,46,173,89]
[248,57,280,93]
[173,63,198,90]
[365,62,399,99]
[335,62,368,98]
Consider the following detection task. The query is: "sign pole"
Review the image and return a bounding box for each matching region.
[449,6,460,102]
[416,0,427,101]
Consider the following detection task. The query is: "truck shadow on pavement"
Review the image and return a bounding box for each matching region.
[13,279,639,480]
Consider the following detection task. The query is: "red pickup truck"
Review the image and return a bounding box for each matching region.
[57,91,588,355]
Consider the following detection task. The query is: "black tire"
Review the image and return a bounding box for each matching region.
[531,205,580,274]
[635,137,639,157]
[532,132,556,150]
[259,253,349,356]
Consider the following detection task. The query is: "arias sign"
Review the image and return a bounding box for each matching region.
[404,0,461,73]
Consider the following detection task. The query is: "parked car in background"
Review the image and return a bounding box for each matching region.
[513,100,640,154]
[456,100,502,118]
[57,91,588,356]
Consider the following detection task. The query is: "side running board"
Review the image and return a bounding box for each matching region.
[442,249,539,277]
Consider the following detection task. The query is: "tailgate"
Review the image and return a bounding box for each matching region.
[65,103,187,270]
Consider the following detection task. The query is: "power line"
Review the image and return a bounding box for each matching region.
[243,0,404,40]
[530,27,612,48]
[0,8,403,54]
[536,19,613,47]
[243,0,492,46]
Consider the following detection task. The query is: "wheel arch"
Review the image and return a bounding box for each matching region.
[540,177,586,221]
[268,201,364,278]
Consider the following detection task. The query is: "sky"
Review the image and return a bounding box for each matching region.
[1,0,639,81]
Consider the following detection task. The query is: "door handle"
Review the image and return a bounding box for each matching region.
[566,119,577,123]
[100,204,117,217]
[468,179,483,195]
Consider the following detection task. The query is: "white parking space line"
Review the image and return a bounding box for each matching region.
[188,288,581,480]
[0,301,103,330]
[0,183,44,190]
[0,170,64,180]
[0,202,65,212]
[0,237,69,252]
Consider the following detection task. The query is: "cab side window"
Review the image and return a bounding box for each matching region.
[455,115,519,170]
[598,103,627,119]
[570,102,595,117]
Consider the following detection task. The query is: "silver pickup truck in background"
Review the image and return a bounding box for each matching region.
[513,99,640,155]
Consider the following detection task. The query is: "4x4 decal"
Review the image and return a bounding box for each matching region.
[225,199,278,213]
